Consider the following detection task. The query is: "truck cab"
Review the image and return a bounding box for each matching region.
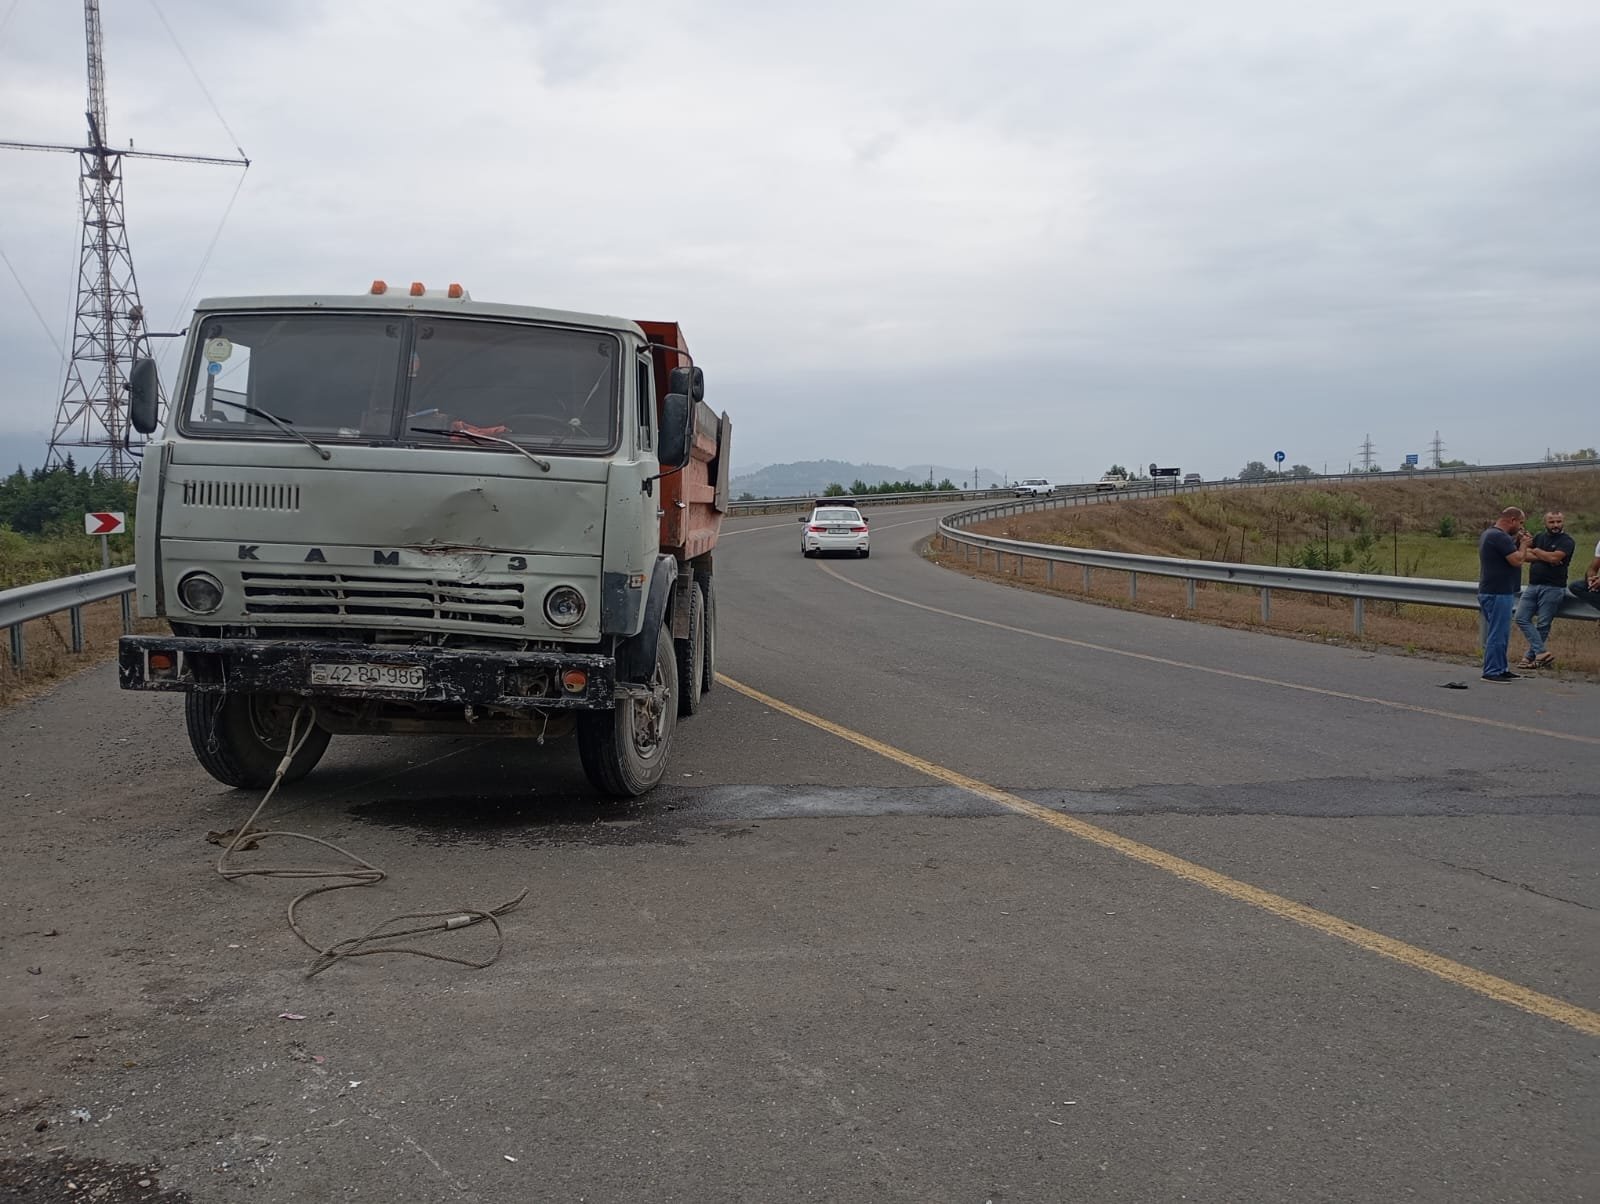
[119,284,730,797]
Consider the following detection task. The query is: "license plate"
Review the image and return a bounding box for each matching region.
[829,527,851,534]
[310,662,425,690]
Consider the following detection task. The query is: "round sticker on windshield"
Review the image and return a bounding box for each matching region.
[206,361,222,376]
[203,337,233,363]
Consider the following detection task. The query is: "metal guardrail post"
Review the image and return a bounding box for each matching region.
[1046,561,1055,586]
[1082,566,1091,591]
[1261,588,1272,623]
[1186,579,1197,610]
[1353,597,1364,635]
[1129,572,1138,601]
[120,593,133,633]
[7,625,21,669]
[69,605,84,653]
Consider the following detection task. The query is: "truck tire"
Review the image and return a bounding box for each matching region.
[698,575,717,696]
[577,624,678,797]
[675,580,705,717]
[185,691,331,790]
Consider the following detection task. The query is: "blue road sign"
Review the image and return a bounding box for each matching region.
[1273,450,1286,463]
[1405,453,1419,466]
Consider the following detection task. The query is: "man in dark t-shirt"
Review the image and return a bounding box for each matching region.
[1513,510,1576,668]
[1477,507,1534,681]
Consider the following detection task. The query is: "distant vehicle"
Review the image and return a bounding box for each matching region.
[1096,471,1130,491]
[1183,473,1203,485]
[1013,478,1055,497]
[800,505,870,558]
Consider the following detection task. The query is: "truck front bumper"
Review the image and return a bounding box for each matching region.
[118,636,615,710]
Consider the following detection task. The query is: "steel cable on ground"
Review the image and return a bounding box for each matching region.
[215,706,527,978]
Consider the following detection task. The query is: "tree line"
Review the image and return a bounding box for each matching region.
[0,461,139,537]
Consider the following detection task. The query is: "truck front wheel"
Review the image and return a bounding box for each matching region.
[184,691,331,790]
[577,625,678,797]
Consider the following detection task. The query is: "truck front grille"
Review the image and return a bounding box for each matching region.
[181,479,301,511]
[241,571,524,626]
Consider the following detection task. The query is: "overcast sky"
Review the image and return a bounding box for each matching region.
[2,0,1596,480]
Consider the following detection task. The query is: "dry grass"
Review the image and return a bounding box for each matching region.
[0,597,164,709]
[933,470,1600,677]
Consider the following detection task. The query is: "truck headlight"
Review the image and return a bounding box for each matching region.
[176,571,225,614]
[543,585,586,628]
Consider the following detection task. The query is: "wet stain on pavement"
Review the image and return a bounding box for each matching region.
[0,1152,190,1202]
[345,774,1594,847]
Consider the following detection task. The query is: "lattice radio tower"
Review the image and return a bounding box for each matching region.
[1,0,248,479]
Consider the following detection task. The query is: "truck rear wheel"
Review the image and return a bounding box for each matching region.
[184,691,331,790]
[675,580,706,717]
[577,624,678,797]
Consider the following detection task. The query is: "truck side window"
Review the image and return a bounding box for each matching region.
[636,359,654,452]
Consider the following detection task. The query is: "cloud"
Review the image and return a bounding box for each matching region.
[1,0,1596,481]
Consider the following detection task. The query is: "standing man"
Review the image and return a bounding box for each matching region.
[1514,511,1576,668]
[1478,507,1536,682]
[1569,534,1600,613]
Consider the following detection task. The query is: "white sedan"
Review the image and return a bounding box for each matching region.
[799,506,870,558]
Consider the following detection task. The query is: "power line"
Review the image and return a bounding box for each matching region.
[0,243,66,357]
[143,0,249,161]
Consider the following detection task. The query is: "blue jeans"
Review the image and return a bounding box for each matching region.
[1514,584,1567,658]
[1478,592,1515,676]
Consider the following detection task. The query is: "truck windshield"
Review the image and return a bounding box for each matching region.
[179,313,619,452]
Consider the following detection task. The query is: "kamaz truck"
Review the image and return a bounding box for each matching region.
[118,282,731,797]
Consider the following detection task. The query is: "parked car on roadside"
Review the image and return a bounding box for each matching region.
[1014,478,1055,497]
[799,505,870,558]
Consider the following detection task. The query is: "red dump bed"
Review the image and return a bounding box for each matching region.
[636,320,731,561]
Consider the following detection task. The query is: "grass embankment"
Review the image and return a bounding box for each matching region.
[1,530,149,709]
[0,528,136,588]
[947,471,1600,675]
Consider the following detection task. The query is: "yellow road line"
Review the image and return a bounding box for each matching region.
[815,561,1600,747]
[717,672,1600,1038]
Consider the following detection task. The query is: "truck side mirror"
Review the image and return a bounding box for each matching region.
[128,358,160,434]
[668,366,705,402]
[659,392,693,469]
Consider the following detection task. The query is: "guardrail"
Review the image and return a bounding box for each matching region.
[0,566,137,668]
[937,497,1600,634]
[725,457,1600,514]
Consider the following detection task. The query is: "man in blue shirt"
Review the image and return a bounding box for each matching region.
[1513,511,1576,668]
[1478,507,1536,681]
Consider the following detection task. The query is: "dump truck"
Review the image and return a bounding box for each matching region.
[118,282,731,797]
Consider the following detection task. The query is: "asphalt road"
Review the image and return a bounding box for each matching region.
[2,501,1597,1202]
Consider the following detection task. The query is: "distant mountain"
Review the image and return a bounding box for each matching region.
[730,459,1005,498]
[0,430,48,475]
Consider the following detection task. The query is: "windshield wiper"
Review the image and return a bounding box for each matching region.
[409,427,551,472]
[209,398,331,460]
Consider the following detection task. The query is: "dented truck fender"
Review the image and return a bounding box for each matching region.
[616,554,678,683]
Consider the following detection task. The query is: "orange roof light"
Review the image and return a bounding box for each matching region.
[409,281,426,296]
[370,280,388,294]
[446,283,464,299]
